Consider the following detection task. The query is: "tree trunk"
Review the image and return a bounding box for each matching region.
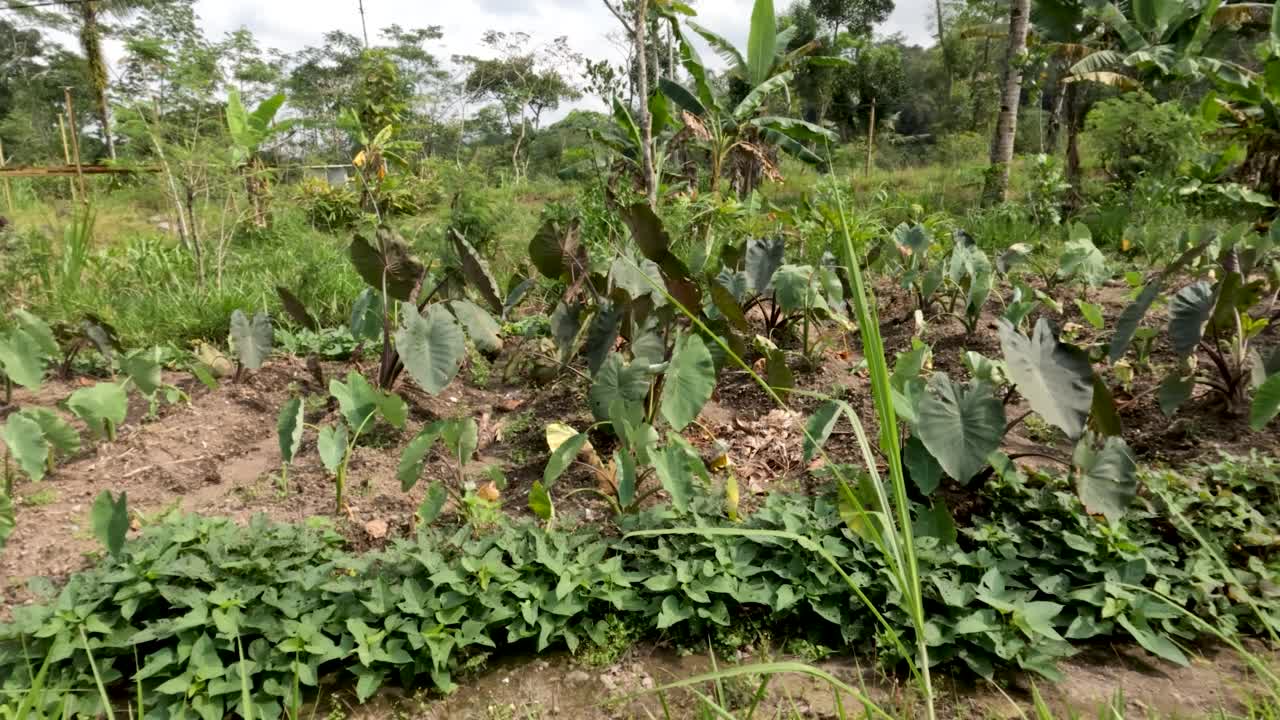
[935,0,953,98]
[970,37,992,132]
[635,0,658,208]
[981,0,1031,207]
[79,0,115,160]
[1063,82,1083,212]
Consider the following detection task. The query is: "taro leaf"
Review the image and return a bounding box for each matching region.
[717,267,750,302]
[710,282,749,332]
[451,230,504,314]
[997,243,1033,274]
[610,255,666,305]
[317,423,347,475]
[1075,300,1105,330]
[529,481,554,521]
[619,203,671,262]
[119,349,163,397]
[765,349,794,392]
[0,492,12,551]
[1072,433,1137,523]
[395,303,466,395]
[440,417,479,467]
[1250,373,1280,431]
[656,253,702,310]
[1168,281,1215,358]
[773,264,818,312]
[1109,235,1214,362]
[632,330,665,368]
[892,223,931,259]
[544,430,591,487]
[916,373,1005,485]
[375,391,407,430]
[660,333,715,431]
[589,352,650,421]
[904,435,944,495]
[349,228,423,302]
[67,382,128,440]
[651,443,694,513]
[19,407,79,458]
[350,288,384,343]
[616,448,638,507]
[447,300,503,353]
[0,330,45,390]
[504,276,536,317]
[1059,227,1109,287]
[745,237,786,295]
[330,372,382,429]
[803,400,842,463]
[529,217,581,279]
[91,490,129,557]
[1090,375,1123,437]
[229,310,273,371]
[81,316,121,363]
[550,301,583,365]
[276,287,318,331]
[1,412,49,482]
[998,318,1094,439]
[583,301,622,376]
[913,501,957,545]
[277,397,305,466]
[12,310,58,358]
[417,483,448,525]
[399,424,443,491]
[1157,373,1194,416]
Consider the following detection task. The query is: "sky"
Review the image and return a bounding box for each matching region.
[191,0,939,93]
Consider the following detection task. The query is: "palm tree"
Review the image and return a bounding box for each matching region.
[981,0,1032,206]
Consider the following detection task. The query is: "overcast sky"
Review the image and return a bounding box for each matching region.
[190,0,938,76]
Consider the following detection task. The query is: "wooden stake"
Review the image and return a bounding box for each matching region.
[0,138,12,213]
[866,97,876,178]
[57,113,76,203]
[63,88,87,202]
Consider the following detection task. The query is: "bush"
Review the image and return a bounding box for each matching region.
[1085,92,1204,187]
[295,177,364,231]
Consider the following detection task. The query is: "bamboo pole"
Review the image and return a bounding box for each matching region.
[866,98,876,178]
[57,113,76,202]
[0,138,12,213]
[63,88,87,202]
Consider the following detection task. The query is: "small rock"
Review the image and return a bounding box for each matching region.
[364,519,388,539]
[566,670,590,683]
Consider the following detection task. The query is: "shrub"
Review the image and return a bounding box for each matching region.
[296,177,364,231]
[1085,92,1204,187]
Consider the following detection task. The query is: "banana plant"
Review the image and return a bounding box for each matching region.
[1067,0,1227,88]
[657,0,836,195]
[225,91,293,228]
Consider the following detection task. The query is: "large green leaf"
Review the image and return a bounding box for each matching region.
[619,203,671,263]
[447,300,503,354]
[67,382,128,440]
[550,301,583,365]
[229,310,273,371]
[1157,373,1194,416]
[589,353,650,421]
[916,373,1006,485]
[744,237,785,295]
[773,264,820,312]
[349,228,424,302]
[609,255,666,305]
[398,423,443,492]
[1168,281,1215,358]
[395,303,466,395]
[904,435,944,495]
[583,301,622,376]
[120,348,163,397]
[687,21,747,74]
[803,400,842,463]
[276,286,318,331]
[746,0,778,87]
[651,443,694,513]
[330,372,382,429]
[19,408,79,458]
[277,397,305,466]
[658,79,706,117]
[417,483,448,525]
[1108,234,1213,362]
[1058,227,1109,287]
[733,71,792,121]
[997,319,1095,440]
[0,329,46,390]
[12,310,58,358]
[528,218,581,280]
[1251,373,1280,430]
[751,116,838,143]
[91,490,129,557]
[1073,434,1137,523]
[544,430,591,487]
[350,288,384,343]
[1,412,49,482]
[528,481,554,521]
[318,423,348,475]
[451,230,504,314]
[660,334,715,431]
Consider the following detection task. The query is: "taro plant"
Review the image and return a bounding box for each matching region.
[944,230,994,336]
[67,382,130,442]
[398,416,505,528]
[0,310,58,405]
[228,309,273,381]
[888,222,945,316]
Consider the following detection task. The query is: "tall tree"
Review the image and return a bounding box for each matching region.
[809,0,894,39]
[981,0,1030,206]
[602,0,658,207]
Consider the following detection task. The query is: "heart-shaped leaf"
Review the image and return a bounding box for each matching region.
[660,334,715,431]
[1168,281,1215,358]
[589,353,650,421]
[19,408,79,458]
[395,303,466,395]
[1251,373,1280,430]
[651,443,693,513]
[916,373,1005,485]
[12,310,58,357]
[1072,433,1137,523]
[229,310,273,371]
[583,301,622,376]
[398,423,443,492]
[904,435,944,495]
[528,481,554,521]
[544,429,591,487]
[119,348,164,397]
[451,230,504,314]
[91,490,129,557]
[998,318,1095,439]
[318,423,348,475]
[528,217,581,279]
[350,288,384,343]
[1,412,49,482]
[744,237,786,294]
[350,227,424,301]
[447,300,503,353]
[68,382,128,440]
[276,287,318,331]
[277,397,305,466]
[0,329,45,390]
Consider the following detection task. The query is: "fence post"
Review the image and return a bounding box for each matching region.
[0,138,12,213]
[866,97,876,178]
[63,88,87,202]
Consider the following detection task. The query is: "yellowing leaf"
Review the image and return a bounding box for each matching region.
[546,423,582,452]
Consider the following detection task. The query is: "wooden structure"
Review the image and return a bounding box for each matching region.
[0,165,159,178]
